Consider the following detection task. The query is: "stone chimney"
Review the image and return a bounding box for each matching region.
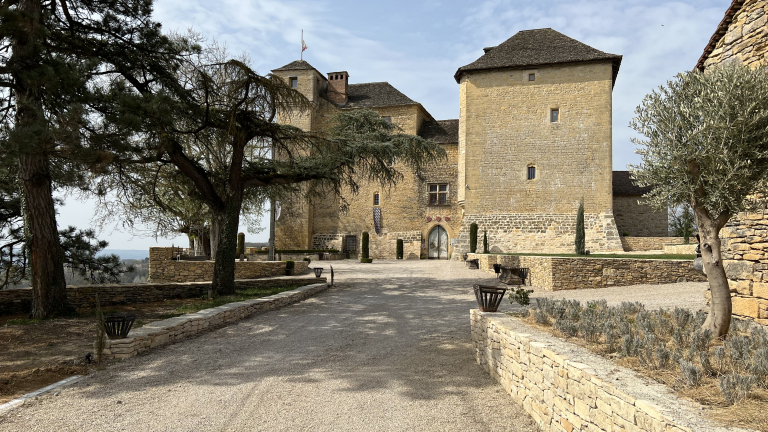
[327,71,349,105]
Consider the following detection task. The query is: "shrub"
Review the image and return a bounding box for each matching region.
[236,232,245,257]
[554,318,578,338]
[574,198,585,255]
[303,257,311,264]
[510,288,534,306]
[483,231,489,253]
[396,239,403,259]
[719,373,756,405]
[469,223,478,253]
[680,360,703,386]
[285,260,295,270]
[361,232,369,260]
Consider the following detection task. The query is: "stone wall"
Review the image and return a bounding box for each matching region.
[467,253,705,291]
[149,247,309,283]
[100,283,329,361]
[0,277,325,316]
[368,231,422,260]
[453,213,623,257]
[664,244,697,255]
[613,195,669,237]
[703,0,768,70]
[718,212,768,325]
[620,237,684,252]
[471,311,729,432]
[245,251,343,262]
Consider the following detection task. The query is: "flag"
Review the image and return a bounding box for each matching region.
[302,38,307,52]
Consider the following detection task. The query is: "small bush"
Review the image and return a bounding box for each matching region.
[510,288,534,306]
[554,318,578,338]
[303,257,311,264]
[719,373,756,405]
[360,258,373,263]
[680,360,703,386]
[469,223,478,253]
[285,260,295,270]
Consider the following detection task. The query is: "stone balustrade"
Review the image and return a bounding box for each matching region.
[472,311,737,432]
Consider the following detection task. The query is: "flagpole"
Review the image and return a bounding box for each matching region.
[301,29,303,61]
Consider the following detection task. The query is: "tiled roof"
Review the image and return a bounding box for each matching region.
[418,120,459,144]
[272,60,317,71]
[696,0,746,71]
[613,171,653,196]
[342,82,418,109]
[454,28,622,84]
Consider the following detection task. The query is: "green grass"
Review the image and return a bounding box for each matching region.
[484,252,696,260]
[4,318,43,326]
[172,286,299,315]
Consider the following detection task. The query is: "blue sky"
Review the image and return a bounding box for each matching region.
[58,0,729,251]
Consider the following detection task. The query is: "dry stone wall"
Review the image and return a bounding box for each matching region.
[613,196,669,237]
[472,311,735,432]
[703,0,768,69]
[719,212,768,325]
[100,283,328,361]
[467,253,705,291]
[620,237,684,252]
[454,213,623,257]
[0,278,325,316]
[149,247,308,283]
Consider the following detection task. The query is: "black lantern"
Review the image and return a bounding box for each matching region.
[314,267,323,278]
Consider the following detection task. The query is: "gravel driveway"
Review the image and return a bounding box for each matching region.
[0,260,540,432]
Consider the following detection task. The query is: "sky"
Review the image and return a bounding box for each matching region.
[57,0,730,251]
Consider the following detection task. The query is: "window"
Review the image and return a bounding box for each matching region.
[344,235,357,252]
[382,116,392,123]
[528,73,535,81]
[289,77,298,88]
[429,184,449,205]
[373,193,380,206]
[550,108,559,123]
[527,166,536,180]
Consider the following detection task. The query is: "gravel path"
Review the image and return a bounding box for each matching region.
[530,281,710,311]
[0,260,540,432]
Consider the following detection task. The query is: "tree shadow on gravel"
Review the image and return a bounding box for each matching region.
[71,261,512,404]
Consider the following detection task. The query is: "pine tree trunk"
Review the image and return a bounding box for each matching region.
[210,198,243,295]
[13,0,68,318]
[695,208,731,338]
[19,153,69,318]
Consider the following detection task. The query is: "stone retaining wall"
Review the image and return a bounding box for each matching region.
[471,311,736,432]
[663,244,697,255]
[245,252,344,262]
[0,277,326,316]
[467,253,705,291]
[149,247,309,282]
[620,237,683,251]
[719,212,768,325]
[99,283,329,361]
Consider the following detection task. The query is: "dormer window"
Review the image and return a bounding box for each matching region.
[289,77,298,88]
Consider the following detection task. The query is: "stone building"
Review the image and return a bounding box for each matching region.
[272,28,657,259]
[697,0,768,325]
[612,171,668,237]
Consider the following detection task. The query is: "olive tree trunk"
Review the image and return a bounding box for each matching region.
[694,205,731,338]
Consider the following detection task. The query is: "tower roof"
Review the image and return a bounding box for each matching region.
[271,60,326,79]
[418,120,459,144]
[454,28,622,84]
[342,82,417,109]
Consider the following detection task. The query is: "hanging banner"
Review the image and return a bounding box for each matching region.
[275,201,282,221]
[373,207,381,235]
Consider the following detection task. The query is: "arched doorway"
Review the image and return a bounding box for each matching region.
[428,225,449,259]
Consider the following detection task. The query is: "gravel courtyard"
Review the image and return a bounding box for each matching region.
[0,260,709,431]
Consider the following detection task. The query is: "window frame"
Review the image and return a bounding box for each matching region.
[528,73,535,81]
[527,166,536,180]
[428,183,450,206]
[550,108,559,123]
[289,77,298,88]
[373,193,380,206]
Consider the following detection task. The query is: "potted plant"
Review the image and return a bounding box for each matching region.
[285,260,295,275]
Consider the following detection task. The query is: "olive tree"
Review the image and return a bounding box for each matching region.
[630,63,768,337]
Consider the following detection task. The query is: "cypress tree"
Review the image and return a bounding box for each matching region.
[575,198,586,255]
[470,223,478,253]
[237,232,245,257]
[483,231,489,253]
[362,232,370,260]
[396,238,403,259]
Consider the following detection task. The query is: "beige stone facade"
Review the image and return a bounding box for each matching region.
[269,29,644,259]
[699,0,768,325]
[613,196,669,237]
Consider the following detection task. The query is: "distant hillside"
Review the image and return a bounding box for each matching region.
[100,249,149,260]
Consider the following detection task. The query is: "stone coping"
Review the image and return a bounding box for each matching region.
[99,282,329,361]
[471,310,753,432]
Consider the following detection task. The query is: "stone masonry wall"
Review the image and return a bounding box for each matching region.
[472,311,728,432]
[454,213,623,257]
[149,247,309,283]
[0,277,325,316]
[100,283,328,361]
[613,195,669,237]
[620,237,685,252]
[368,231,422,260]
[719,212,768,325]
[703,0,768,70]
[468,253,705,291]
